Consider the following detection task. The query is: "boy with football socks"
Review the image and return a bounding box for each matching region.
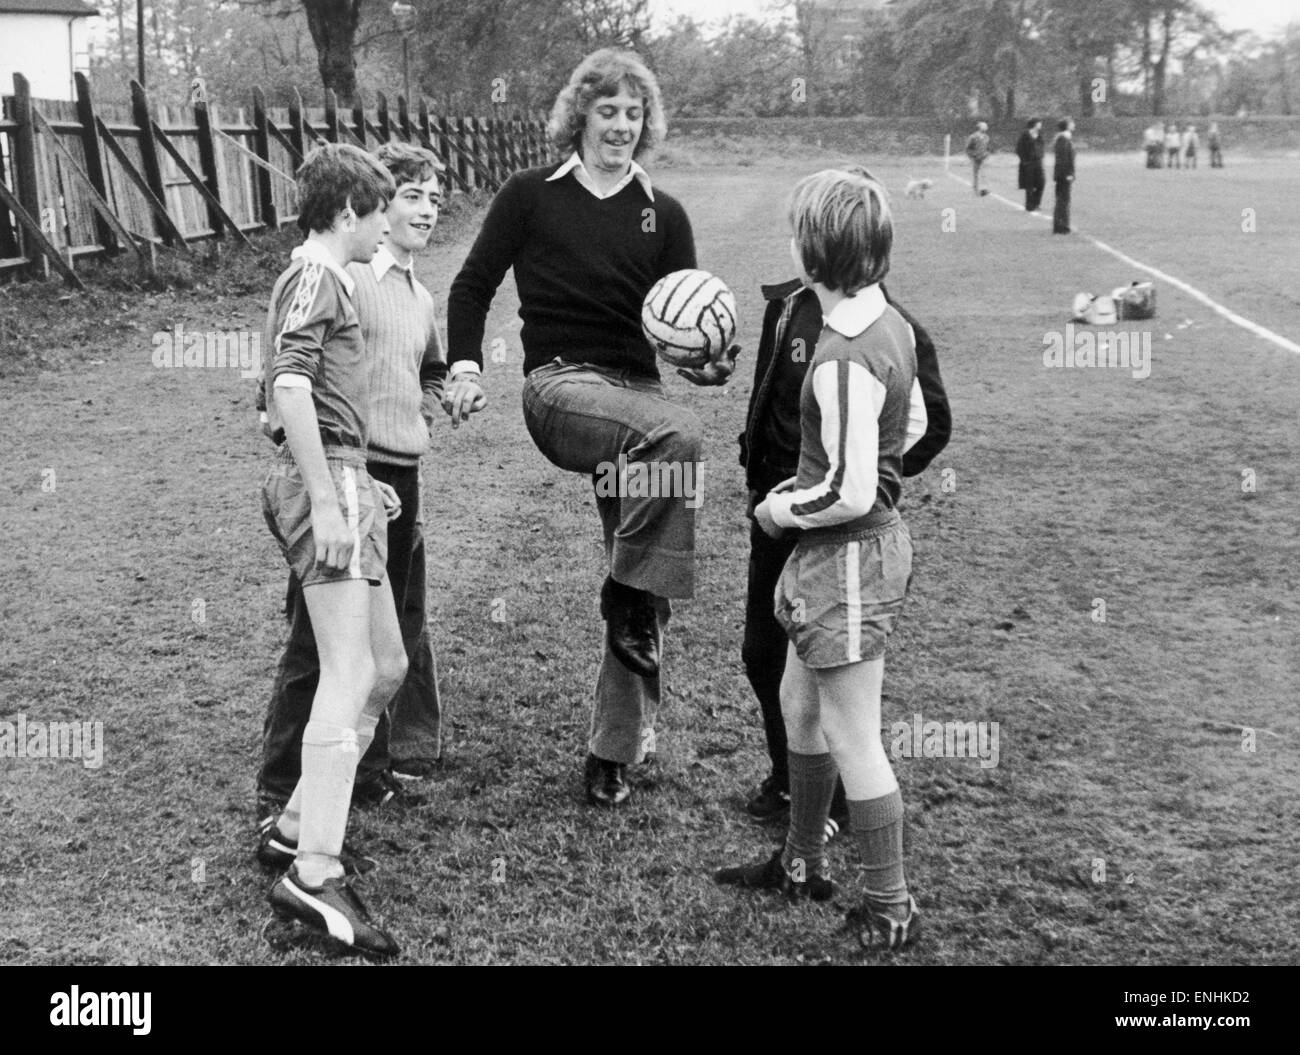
[259,144,406,957]
[737,167,950,836]
[257,142,449,839]
[717,169,927,952]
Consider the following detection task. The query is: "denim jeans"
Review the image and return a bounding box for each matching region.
[522,359,702,764]
[257,460,443,806]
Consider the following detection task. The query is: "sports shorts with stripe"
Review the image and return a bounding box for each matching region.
[261,445,388,588]
[774,510,912,668]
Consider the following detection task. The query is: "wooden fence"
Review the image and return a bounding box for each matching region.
[0,73,553,289]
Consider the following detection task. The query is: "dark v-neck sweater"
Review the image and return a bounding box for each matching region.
[447,162,696,378]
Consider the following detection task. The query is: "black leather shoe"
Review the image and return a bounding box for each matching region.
[715,847,834,903]
[584,753,631,808]
[745,774,791,820]
[600,577,659,679]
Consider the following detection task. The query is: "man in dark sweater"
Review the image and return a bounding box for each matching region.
[738,270,951,824]
[444,49,737,808]
[1016,118,1046,212]
[1052,117,1076,235]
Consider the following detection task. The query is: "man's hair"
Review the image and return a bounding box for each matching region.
[1057,117,1072,131]
[788,168,892,293]
[1027,117,1041,128]
[296,143,396,234]
[547,49,667,160]
[374,141,444,190]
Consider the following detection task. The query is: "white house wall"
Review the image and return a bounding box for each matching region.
[0,14,90,101]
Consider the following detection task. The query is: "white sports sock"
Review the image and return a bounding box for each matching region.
[296,721,360,887]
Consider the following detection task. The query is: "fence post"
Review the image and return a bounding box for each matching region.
[325,90,340,143]
[130,80,174,247]
[252,87,278,231]
[193,96,225,239]
[351,97,366,146]
[73,72,117,255]
[289,89,308,159]
[398,95,412,142]
[11,74,46,276]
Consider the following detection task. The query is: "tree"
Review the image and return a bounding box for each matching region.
[301,0,363,103]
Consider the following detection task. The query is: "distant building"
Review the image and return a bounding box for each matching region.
[0,0,98,101]
[816,0,889,67]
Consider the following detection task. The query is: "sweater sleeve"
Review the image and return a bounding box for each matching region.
[766,358,882,530]
[446,173,532,372]
[657,197,697,276]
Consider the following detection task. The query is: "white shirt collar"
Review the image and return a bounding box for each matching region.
[547,152,654,202]
[291,240,355,297]
[370,244,414,282]
[824,284,888,339]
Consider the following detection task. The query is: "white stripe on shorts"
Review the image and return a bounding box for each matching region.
[340,466,362,579]
[845,539,862,663]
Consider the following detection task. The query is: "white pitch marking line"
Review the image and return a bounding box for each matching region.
[944,170,1300,357]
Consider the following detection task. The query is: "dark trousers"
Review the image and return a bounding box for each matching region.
[741,519,799,783]
[1210,146,1223,167]
[257,460,442,806]
[1024,173,1045,211]
[1052,179,1072,234]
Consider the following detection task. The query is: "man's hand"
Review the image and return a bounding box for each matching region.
[678,344,741,387]
[310,502,355,571]
[753,496,784,539]
[442,374,487,428]
[374,480,402,523]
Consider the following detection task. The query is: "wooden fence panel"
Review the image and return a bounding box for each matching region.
[2,73,547,283]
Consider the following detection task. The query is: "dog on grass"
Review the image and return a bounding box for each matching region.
[904,177,934,199]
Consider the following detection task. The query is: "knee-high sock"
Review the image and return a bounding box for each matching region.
[848,789,909,907]
[781,750,837,879]
[278,713,378,843]
[295,722,360,887]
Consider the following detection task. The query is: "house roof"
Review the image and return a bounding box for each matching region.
[0,0,99,16]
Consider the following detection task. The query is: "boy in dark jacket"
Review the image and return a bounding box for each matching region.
[736,216,951,828]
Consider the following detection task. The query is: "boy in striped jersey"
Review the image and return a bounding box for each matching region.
[258,144,405,957]
[257,142,448,831]
[716,169,924,952]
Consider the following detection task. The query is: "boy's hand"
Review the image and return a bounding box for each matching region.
[374,480,402,522]
[442,375,487,428]
[310,503,355,571]
[678,344,741,387]
[753,497,784,539]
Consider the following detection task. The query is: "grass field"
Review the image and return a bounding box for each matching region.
[2,144,1298,965]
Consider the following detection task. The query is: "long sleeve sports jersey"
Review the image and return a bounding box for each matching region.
[765,284,923,534]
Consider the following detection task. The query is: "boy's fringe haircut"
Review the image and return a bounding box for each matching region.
[788,169,892,293]
[547,49,668,160]
[374,142,445,190]
[296,143,397,234]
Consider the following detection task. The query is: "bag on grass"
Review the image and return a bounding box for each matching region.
[1070,292,1118,326]
[1112,281,1157,321]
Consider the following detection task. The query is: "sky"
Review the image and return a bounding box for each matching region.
[650,0,1296,38]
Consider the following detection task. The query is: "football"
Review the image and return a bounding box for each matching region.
[641,269,737,369]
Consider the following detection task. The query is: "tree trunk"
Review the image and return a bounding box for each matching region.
[303,0,362,105]
[1151,9,1175,117]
